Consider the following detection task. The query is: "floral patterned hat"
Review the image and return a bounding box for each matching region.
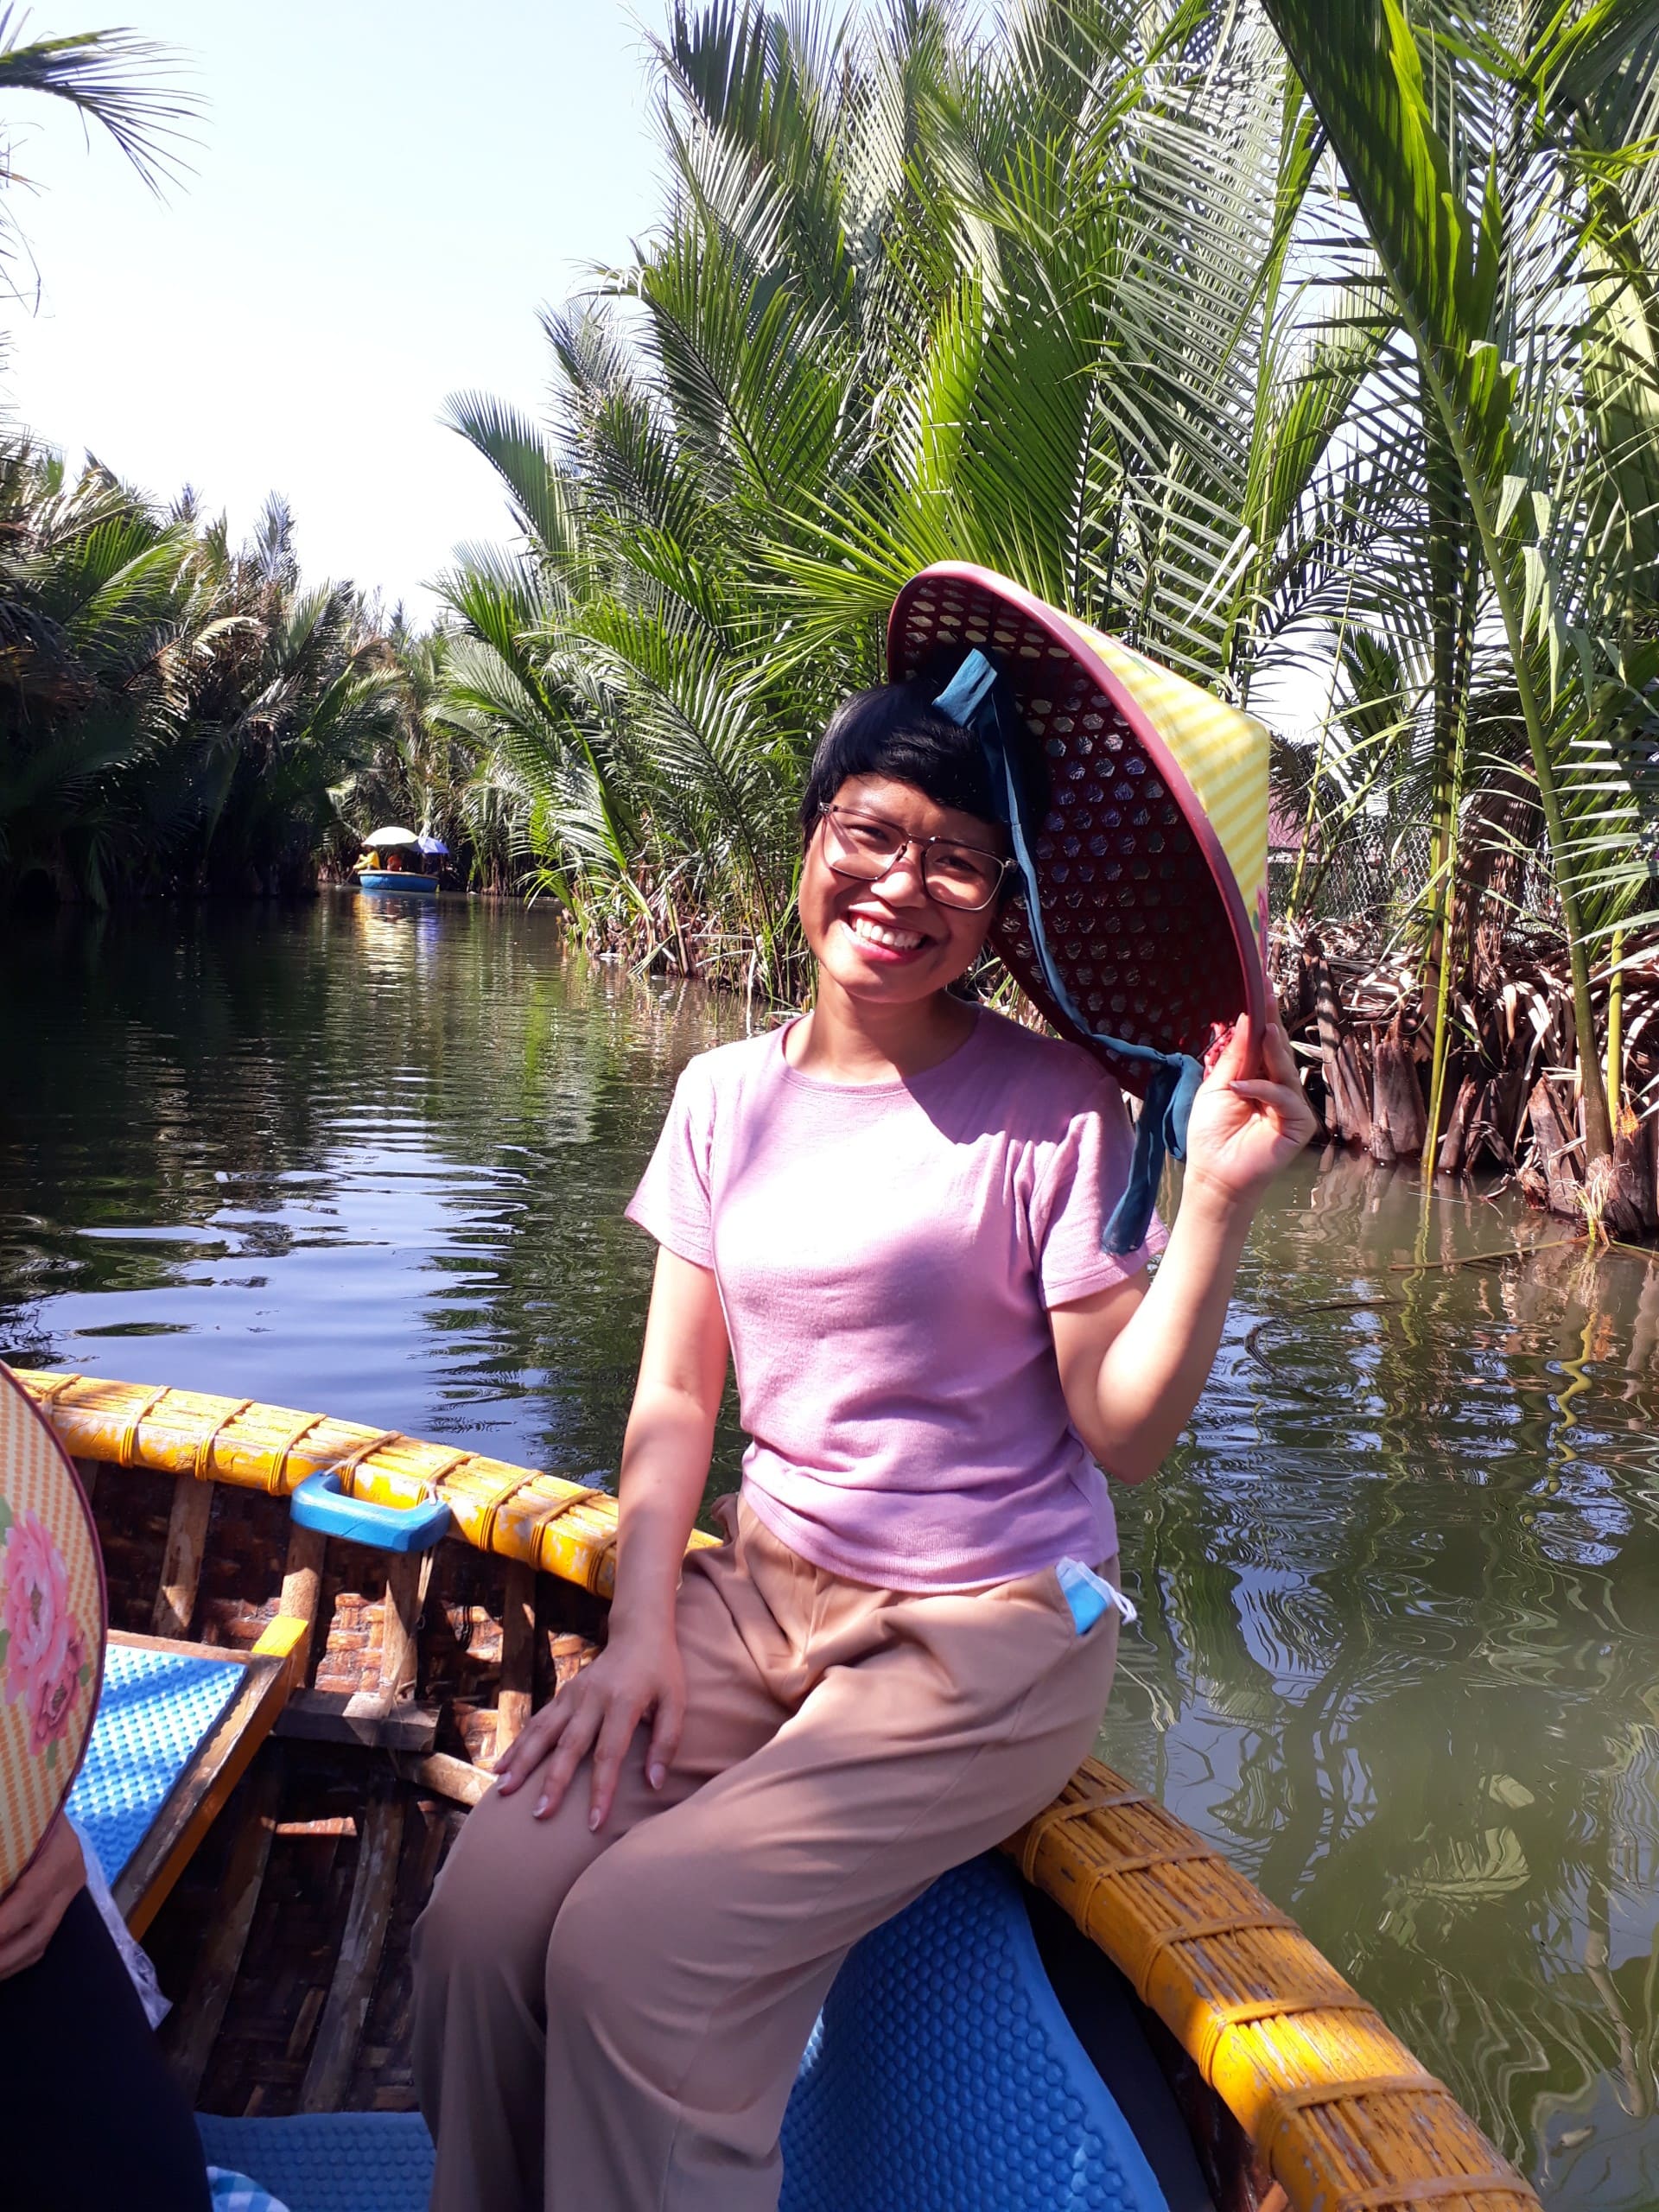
[887,563,1271,1253]
[0,1365,105,1896]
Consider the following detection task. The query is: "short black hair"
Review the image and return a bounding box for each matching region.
[798,679,1000,841]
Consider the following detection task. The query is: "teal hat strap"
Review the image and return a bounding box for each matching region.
[932,647,1202,1256]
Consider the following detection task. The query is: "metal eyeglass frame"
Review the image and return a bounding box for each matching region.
[817,804,1014,913]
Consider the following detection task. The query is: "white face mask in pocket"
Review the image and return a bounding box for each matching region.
[1055,1556,1138,1634]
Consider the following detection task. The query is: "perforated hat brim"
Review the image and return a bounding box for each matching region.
[887,564,1267,1096]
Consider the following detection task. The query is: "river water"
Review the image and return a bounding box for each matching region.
[4,893,1657,2205]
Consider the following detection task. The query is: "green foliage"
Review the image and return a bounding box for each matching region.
[0,449,406,901]
[1261,0,1659,1159]
[0,5,198,301]
[440,0,1419,995]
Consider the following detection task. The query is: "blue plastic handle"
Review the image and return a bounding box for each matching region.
[290,1470,453,1554]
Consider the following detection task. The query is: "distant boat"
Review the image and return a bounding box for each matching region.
[354,825,446,899]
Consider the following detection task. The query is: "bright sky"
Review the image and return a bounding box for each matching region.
[3,2,668,620]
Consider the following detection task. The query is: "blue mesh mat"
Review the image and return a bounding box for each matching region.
[67,1641,244,1886]
[781,1855,1169,2212]
[195,1858,1166,2212]
[197,2116,433,2212]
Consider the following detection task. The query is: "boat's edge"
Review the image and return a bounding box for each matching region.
[16,1369,1541,2212]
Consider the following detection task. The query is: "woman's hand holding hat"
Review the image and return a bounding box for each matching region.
[1181,1012,1319,1210]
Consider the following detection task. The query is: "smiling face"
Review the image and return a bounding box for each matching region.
[798,773,1007,1008]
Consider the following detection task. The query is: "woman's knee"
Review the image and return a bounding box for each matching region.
[543,1848,673,2057]
[415,1779,582,1999]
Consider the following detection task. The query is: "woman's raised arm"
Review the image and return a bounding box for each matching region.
[1051,1014,1318,1486]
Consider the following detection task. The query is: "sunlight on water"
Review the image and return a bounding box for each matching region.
[3,894,1657,2206]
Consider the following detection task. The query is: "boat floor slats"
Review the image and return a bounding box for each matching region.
[168,1749,286,2104]
[157,1744,462,2118]
[301,1780,406,2112]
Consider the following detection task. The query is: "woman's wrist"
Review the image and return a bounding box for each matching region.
[605,1579,681,1644]
[1171,1168,1261,1244]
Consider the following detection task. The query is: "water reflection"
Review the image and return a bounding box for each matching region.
[0,895,746,1473]
[2,898,1657,2204]
[1106,1167,1659,2207]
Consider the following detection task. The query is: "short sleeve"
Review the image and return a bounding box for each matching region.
[625,1059,715,1268]
[1031,1077,1168,1307]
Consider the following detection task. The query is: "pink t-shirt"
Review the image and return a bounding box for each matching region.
[626,1007,1165,1592]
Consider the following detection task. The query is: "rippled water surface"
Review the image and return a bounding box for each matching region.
[4,895,1657,2206]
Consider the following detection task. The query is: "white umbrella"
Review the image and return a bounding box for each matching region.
[364,826,420,848]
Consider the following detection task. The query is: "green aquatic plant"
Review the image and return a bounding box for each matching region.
[1260,0,1659,1168]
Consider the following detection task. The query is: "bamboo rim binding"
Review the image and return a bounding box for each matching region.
[8,1369,696,1598]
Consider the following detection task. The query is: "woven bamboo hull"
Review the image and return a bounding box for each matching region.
[18,1369,1540,2212]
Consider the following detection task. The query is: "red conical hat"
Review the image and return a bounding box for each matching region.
[887,563,1270,1096]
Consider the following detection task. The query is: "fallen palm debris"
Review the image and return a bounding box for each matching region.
[1271,922,1659,1238]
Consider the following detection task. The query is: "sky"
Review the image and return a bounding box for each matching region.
[3,2,669,620]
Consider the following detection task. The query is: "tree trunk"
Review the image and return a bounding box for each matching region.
[1595,1111,1656,1240]
[1314,959,1373,1147]
[1526,1077,1583,1218]
[1372,1014,1427,1165]
[1437,1074,1482,1175]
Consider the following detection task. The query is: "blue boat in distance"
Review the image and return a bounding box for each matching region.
[359,868,438,896]
[355,824,445,897]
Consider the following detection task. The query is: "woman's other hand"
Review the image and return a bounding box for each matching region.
[493,1620,688,1834]
[1182,1012,1319,1209]
[0,1815,86,1979]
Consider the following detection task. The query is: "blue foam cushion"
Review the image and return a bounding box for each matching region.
[781,1855,1169,2212]
[194,1859,1166,2212]
[197,2115,434,2212]
[68,1642,244,1885]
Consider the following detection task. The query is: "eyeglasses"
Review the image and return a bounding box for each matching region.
[817,804,1012,913]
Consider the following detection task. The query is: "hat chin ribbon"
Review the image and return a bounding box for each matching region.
[932,648,1204,1257]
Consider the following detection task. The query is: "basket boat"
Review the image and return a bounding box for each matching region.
[357,871,438,897]
[16,1367,1540,2212]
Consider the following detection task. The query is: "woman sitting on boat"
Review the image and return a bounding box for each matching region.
[413,571,1317,2212]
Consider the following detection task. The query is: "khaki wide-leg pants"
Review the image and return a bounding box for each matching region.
[411,1501,1119,2212]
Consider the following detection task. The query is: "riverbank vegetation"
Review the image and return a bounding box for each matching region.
[431,0,1659,1228]
[0,16,523,903]
[9,1,1659,1228]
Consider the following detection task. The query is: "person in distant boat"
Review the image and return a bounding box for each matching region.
[385,847,404,872]
[413,603,1316,2212]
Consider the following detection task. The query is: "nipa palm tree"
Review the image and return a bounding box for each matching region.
[439,0,1418,999]
[1260,0,1659,1177]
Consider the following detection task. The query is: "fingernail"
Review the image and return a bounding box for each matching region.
[534,1798,547,1819]
[648,1762,665,1790]
[588,1807,601,1832]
